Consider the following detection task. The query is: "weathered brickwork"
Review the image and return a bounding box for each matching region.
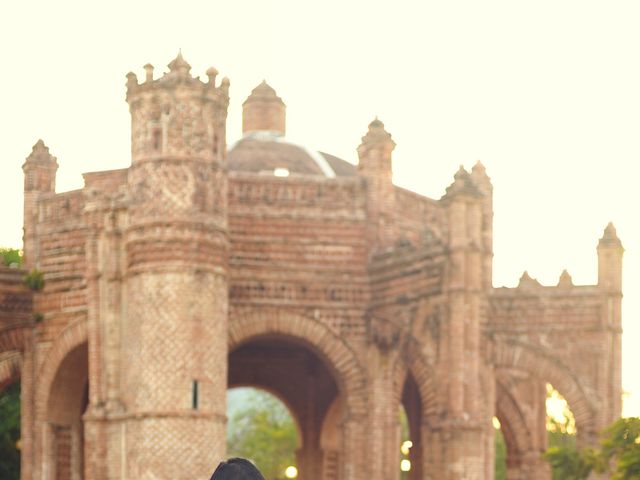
[0,53,624,480]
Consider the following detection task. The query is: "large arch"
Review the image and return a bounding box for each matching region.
[229,310,367,418]
[228,309,368,480]
[492,339,596,441]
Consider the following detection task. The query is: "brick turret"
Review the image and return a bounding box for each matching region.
[22,140,58,268]
[242,80,286,136]
[357,118,396,250]
[122,52,230,479]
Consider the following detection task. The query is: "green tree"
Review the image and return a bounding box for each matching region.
[600,417,640,479]
[0,248,22,267]
[0,382,21,480]
[495,428,507,480]
[227,389,298,480]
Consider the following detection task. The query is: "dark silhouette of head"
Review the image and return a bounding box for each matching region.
[210,458,266,480]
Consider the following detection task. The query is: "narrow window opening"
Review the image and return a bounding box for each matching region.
[192,380,199,410]
[152,129,162,151]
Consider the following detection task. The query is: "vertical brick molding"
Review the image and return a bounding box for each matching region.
[597,222,624,428]
[123,53,230,479]
[357,118,396,251]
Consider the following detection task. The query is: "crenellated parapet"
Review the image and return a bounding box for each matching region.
[126,52,229,164]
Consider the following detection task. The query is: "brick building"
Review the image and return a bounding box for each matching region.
[0,53,624,480]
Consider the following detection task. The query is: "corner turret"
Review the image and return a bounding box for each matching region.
[597,222,623,293]
[22,140,58,267]
[357,118,396,249]
[126,51,229,164]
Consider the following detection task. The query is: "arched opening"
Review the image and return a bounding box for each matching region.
[227,387,301,479]
[45,342,89,480]
[494,374,580,480]
[229,335,340,480]
[400,374,422,480]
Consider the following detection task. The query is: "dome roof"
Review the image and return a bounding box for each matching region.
[228,132,357,178]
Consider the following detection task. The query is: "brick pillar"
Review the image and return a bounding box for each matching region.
[20,329,36,480]
[596,223,624,429]
[122,54,230,480]
[434,166,487,479]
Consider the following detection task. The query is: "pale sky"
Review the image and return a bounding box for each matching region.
[1,1,638,416]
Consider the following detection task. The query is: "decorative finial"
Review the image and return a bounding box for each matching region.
[144,63,154,83]
[25,139,57,164]
[518,271,541,288]
[599,222,623,248]
[168,50,191,75]
[558,269,573,288]
[206,67,218,85]
[442,165,483,200]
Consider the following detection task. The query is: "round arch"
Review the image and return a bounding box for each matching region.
[492,339,596,438]
[37,319,87,416]
[228,310,367,419]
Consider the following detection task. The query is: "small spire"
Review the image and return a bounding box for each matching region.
[558,269,573,288]
[247,79,279,99]
[442,165,483,200]
[599,222,623,248]
[360,117,394,147]
[168,50,191,75]
[26,139,57,164]
[518,271,541,289]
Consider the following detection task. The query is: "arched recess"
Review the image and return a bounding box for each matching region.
[228,310,367,420]
[493,339,596,441]
[0,351,21,392]
[228,310,368,480]
[391,340,439,479]
[495,378,535,475]
[36,319,89,480]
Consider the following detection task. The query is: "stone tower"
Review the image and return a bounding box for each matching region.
[122,52,230,479]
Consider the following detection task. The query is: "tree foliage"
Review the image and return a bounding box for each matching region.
[227,389,298,480]
[543,417,640,480]
[0,382,21,480]
[0,248,21,267]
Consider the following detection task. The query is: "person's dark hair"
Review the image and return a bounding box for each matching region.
[210,458,266,480]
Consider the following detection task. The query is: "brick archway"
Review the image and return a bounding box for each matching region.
[495,379,533,468]
[36,319,87,416]
[392,340,438,421]
[0,351,21,391]
[493,340,596,437]
[229,310,367,418]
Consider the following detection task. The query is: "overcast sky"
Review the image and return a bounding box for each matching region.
[1,0,639,416]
